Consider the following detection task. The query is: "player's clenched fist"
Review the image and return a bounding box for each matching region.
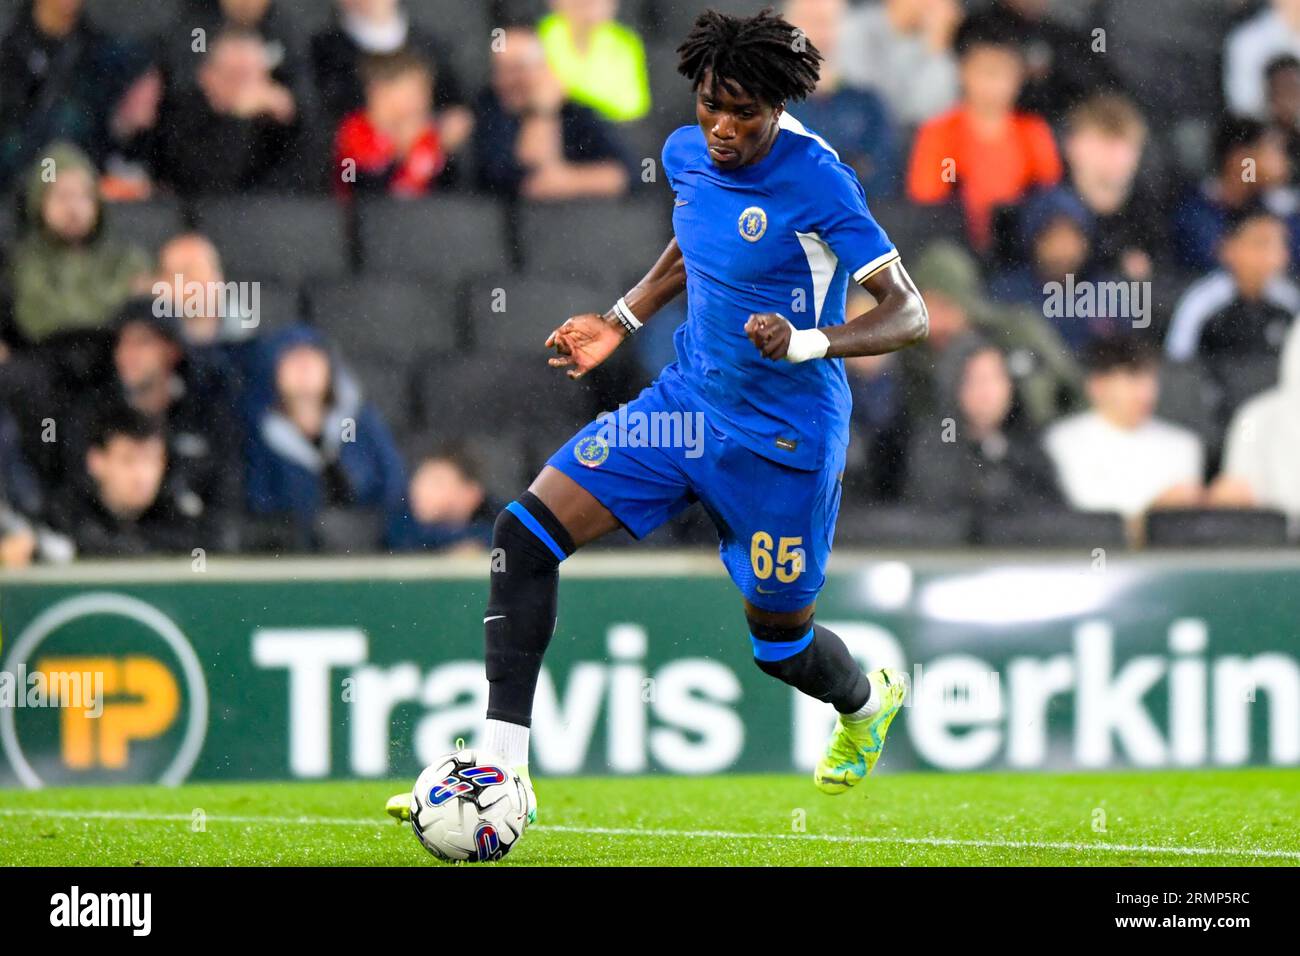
[745,312,792,360]
[546,312,626,379]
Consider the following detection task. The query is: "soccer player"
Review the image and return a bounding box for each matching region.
[390,8,927,823]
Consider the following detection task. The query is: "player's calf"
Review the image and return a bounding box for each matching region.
[748,616,907,792]
[390,494,572,826]
[748,617,872,714]
[482,492,576,823]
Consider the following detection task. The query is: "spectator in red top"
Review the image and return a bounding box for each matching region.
[907,17,1062,253]
[334,49,445,198]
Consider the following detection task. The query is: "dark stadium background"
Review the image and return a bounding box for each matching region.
[1,0,1294,559]
[0,2,1298,801]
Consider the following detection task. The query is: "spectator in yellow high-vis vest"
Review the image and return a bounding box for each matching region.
[537,0,651,122]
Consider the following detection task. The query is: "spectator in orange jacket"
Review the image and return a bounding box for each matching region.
[907,17,1061,252]
[333,49,445,198]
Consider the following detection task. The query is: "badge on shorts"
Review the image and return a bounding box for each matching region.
[574,435,609,468]
[738,206,767,242]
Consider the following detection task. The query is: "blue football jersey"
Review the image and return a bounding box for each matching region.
[659,112,898,471]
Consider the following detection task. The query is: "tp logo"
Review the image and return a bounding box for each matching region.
[0,593,208,788]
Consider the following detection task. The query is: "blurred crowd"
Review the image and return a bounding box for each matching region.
[2,0,1300,565]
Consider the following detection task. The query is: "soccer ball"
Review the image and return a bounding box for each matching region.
[410,749,529,862]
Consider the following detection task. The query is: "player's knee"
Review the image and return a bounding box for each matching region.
[490,491,576,574]
[484,493,575,634]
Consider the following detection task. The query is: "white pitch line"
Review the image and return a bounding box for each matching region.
[1,807,1297,860]
[536,823,1300,860]
[0,808,384,827]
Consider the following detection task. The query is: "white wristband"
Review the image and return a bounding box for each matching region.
[612,297,641,335]
[784,325,830,363]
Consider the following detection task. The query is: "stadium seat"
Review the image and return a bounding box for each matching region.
[1163,354,1286,468]
[0,200,15,249]
[1213,354,1282,419]
[465,273,617,353]
[271,0,336,34]
[307,278,459,435]
[103,198,187,256]
[453,431,536,500]
[1146,266,1200,341]
[643,38,697,140]
[346,353,418,439]
[1156,359,1220,453]
[640,0,774,40]
[1101,0,1227,126]
[356,196,509,289]
[409,353,597,493]
[500,0,656,35]
[313,506,385,555]
[408,0,495,93]
[621,119,674,191]
[308,276,459,360]
[869,199,967,264]
[1144,509,1290,548]
[495,0,546,23]
[194,196,351,286]
[241,279,303,337]
[517,199,672,290]
[85,0,175,36]
[835,504,974,548]
[410,0,492,27]
[976,510,1128,550]
[620,0,658,33]
[412,351,597,443]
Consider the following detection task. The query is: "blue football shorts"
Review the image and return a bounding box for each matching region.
[546,375,845,612]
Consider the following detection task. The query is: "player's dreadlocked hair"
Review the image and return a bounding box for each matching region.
[676,6,822,108]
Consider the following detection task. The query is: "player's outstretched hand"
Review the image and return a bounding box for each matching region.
[546,312,625,379]
[745,312,792,360]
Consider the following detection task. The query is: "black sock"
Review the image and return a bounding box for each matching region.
[484,491,576,727]
[750,621,871,713]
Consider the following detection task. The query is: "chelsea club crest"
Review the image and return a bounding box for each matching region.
[738,206,767,242]
[574,435,609,468]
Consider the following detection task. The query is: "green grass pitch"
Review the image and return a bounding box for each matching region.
[2,768,1297,866]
